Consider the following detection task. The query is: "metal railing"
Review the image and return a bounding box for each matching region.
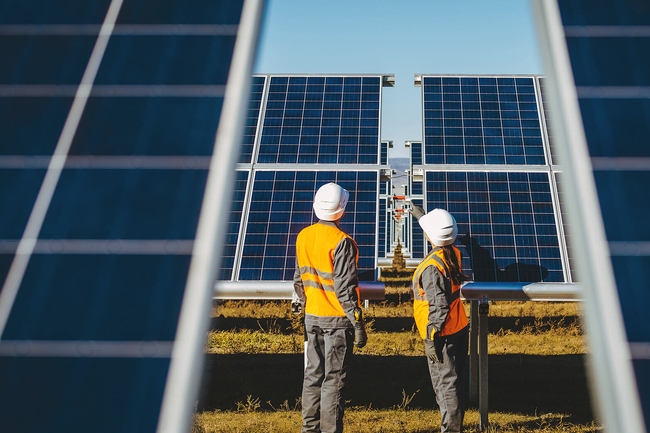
[213,280,386,301]
[461,282,582,431]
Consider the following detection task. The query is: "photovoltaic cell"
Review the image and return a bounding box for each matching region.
[0,0,254,431]
[378,198,388,256]
[218,170,250,280]
[239,76,265,163]
[552,0,650,425]
[410,197,425,259]
[553,172,577,282]
[421,76,546,165]
[425,171,564,282]
[257,76,381,164]
[238,170,378,281]
[380,140,388,165]
[411,141,423,166]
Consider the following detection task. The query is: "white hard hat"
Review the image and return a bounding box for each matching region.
[313,182,349,221]
[419,208,457,247]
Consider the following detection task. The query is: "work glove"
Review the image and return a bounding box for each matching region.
[424,340,439,363]
[408,204,426,221]
[353,308,367,348]
[424,325,440,362]
[291,301,302,315]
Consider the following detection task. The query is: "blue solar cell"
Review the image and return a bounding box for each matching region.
[0,0,111,24]
[0,169,46,239]
[558,1,650,26]
[611,255,650,342]
[594,171,650,242]
[0,35,96,85]
[95,36,234,85]
[39,169,207,240]
[0,97,74,155]
[117,0,244,25]
[579,98,650,157]
[70,97,223,156]
[0,357,168,433]
[218,170,249,280]
[4,254,188,340]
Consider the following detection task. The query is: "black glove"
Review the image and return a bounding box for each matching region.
[353,308,367,348]
[291,301,302,315]
[424,340,440,363]
[409,204,426,221]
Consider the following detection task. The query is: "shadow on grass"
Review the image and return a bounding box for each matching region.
[197,353,595,425]
[211,316,580,334]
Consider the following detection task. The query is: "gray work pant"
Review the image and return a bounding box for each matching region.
[302,323,354,433]
[428,331,468,433]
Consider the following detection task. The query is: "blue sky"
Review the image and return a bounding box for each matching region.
[253,0,544,159]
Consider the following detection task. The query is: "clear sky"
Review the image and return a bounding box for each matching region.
[253,0,544,159]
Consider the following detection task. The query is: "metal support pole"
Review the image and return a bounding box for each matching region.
[478,297,490,431]
[469,300,479,404]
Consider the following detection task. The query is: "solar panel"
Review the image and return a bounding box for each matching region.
[421,76,546,165]
[533,1,649,430]
[0,1,262,432]
[237,170,379,281]
[257,75,382,164]
[416,75,570,282]
[224,74,392,281]
[410,140,423,166]
[425,171,564,282]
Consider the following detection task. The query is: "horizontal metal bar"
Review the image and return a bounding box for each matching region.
[213,280,386,301]
[460,282,581,302]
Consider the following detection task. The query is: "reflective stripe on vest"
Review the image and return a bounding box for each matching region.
[296,223,360,318]
[412,247,468,338]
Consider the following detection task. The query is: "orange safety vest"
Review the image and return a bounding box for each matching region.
[412,246,468,339]
[296,222,360,318]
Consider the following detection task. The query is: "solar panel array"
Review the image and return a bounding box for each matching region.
[416,75,571,283]
[533,1,650,429]
[0,1,261,431]
[221,74,393,282]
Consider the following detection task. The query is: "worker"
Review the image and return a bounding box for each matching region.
[410,206,469,433]
[293,182,367,433]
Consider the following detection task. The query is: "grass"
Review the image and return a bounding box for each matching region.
[206,325,585,356]
[200,299,596,433]
[213,299,582,320]
[193,408,601,433]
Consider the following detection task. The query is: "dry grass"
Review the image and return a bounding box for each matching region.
[206,321,586,356]
[193,407,601,433]
[213,299,582,320]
